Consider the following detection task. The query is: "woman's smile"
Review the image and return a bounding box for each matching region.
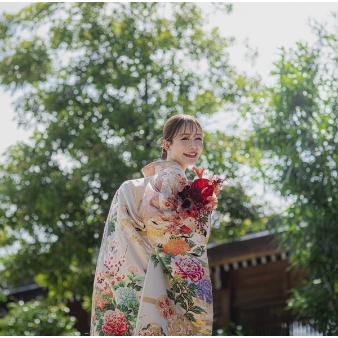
[184,152,198,158]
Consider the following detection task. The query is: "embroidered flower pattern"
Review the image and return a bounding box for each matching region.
[162,238,191,256]
[166,315,193,336]
[91,229,144,335]
[155,295,175,318]
[102,309,128,335]
[138,323,165,336]
[94,294,110,311]
[171,255,205,283]
[154,295,194,336]
[196,278,213,304]
[115,286,138,307]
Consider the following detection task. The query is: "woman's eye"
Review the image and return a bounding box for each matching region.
[181,137,189,140]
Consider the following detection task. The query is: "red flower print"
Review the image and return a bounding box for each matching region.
[170,255,205,283]
[102,309,128,335]
[155,295,175,319]
[180,225,192,234]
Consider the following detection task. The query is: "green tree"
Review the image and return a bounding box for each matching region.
[0,298,80,336]
[0,2,264,305]
[246,19,338,334]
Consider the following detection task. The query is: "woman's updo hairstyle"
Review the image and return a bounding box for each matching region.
[160,114,203,160]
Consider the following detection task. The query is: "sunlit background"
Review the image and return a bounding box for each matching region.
[2,2,338,155]
[1,1,338,336]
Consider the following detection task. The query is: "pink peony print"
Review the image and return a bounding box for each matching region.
[102,309,128,335]
[126,265,139,273]
[170,255,204,283]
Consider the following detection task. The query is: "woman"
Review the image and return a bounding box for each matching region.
[90,114,218,336]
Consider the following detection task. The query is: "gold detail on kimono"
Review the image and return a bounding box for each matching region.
[166,314,193,336]
[155,295,175,318]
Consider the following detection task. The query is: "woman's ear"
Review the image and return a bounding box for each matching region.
[163,140,170,151]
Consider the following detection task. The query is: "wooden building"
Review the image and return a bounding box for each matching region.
[208,230,319,335]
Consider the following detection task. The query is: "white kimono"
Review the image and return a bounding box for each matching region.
[90,160,213,336]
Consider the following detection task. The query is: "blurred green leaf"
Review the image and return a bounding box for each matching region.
[0,298,80,336]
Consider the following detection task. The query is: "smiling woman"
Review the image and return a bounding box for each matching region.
[161,115,204,170]
[90,114,224,336]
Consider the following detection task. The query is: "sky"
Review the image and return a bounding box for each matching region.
[1,1,338,157]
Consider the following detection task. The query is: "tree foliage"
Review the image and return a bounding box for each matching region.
[246,19,338,334]
[0,2,264,304]
[0,298,80,336]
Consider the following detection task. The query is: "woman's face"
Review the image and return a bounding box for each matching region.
[165,124,204,171]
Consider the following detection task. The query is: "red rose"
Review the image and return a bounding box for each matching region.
[191,178,214,202]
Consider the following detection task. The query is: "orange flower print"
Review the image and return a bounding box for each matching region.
[162,238,191,256]
[94,294,110,311]
[103,289,114,298]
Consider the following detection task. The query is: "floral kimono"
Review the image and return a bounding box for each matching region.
[90,160,213,336]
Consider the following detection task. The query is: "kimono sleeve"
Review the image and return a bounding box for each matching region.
[139,166,188,247]
[137,167,213,335]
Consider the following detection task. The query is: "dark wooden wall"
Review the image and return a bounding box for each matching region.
[212,259,307,335]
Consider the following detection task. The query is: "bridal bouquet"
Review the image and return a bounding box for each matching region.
[176,167,225,236]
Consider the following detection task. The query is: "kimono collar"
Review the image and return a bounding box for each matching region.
[142,160,183,177]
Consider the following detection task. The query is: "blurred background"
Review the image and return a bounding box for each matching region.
[0,2,338,335]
